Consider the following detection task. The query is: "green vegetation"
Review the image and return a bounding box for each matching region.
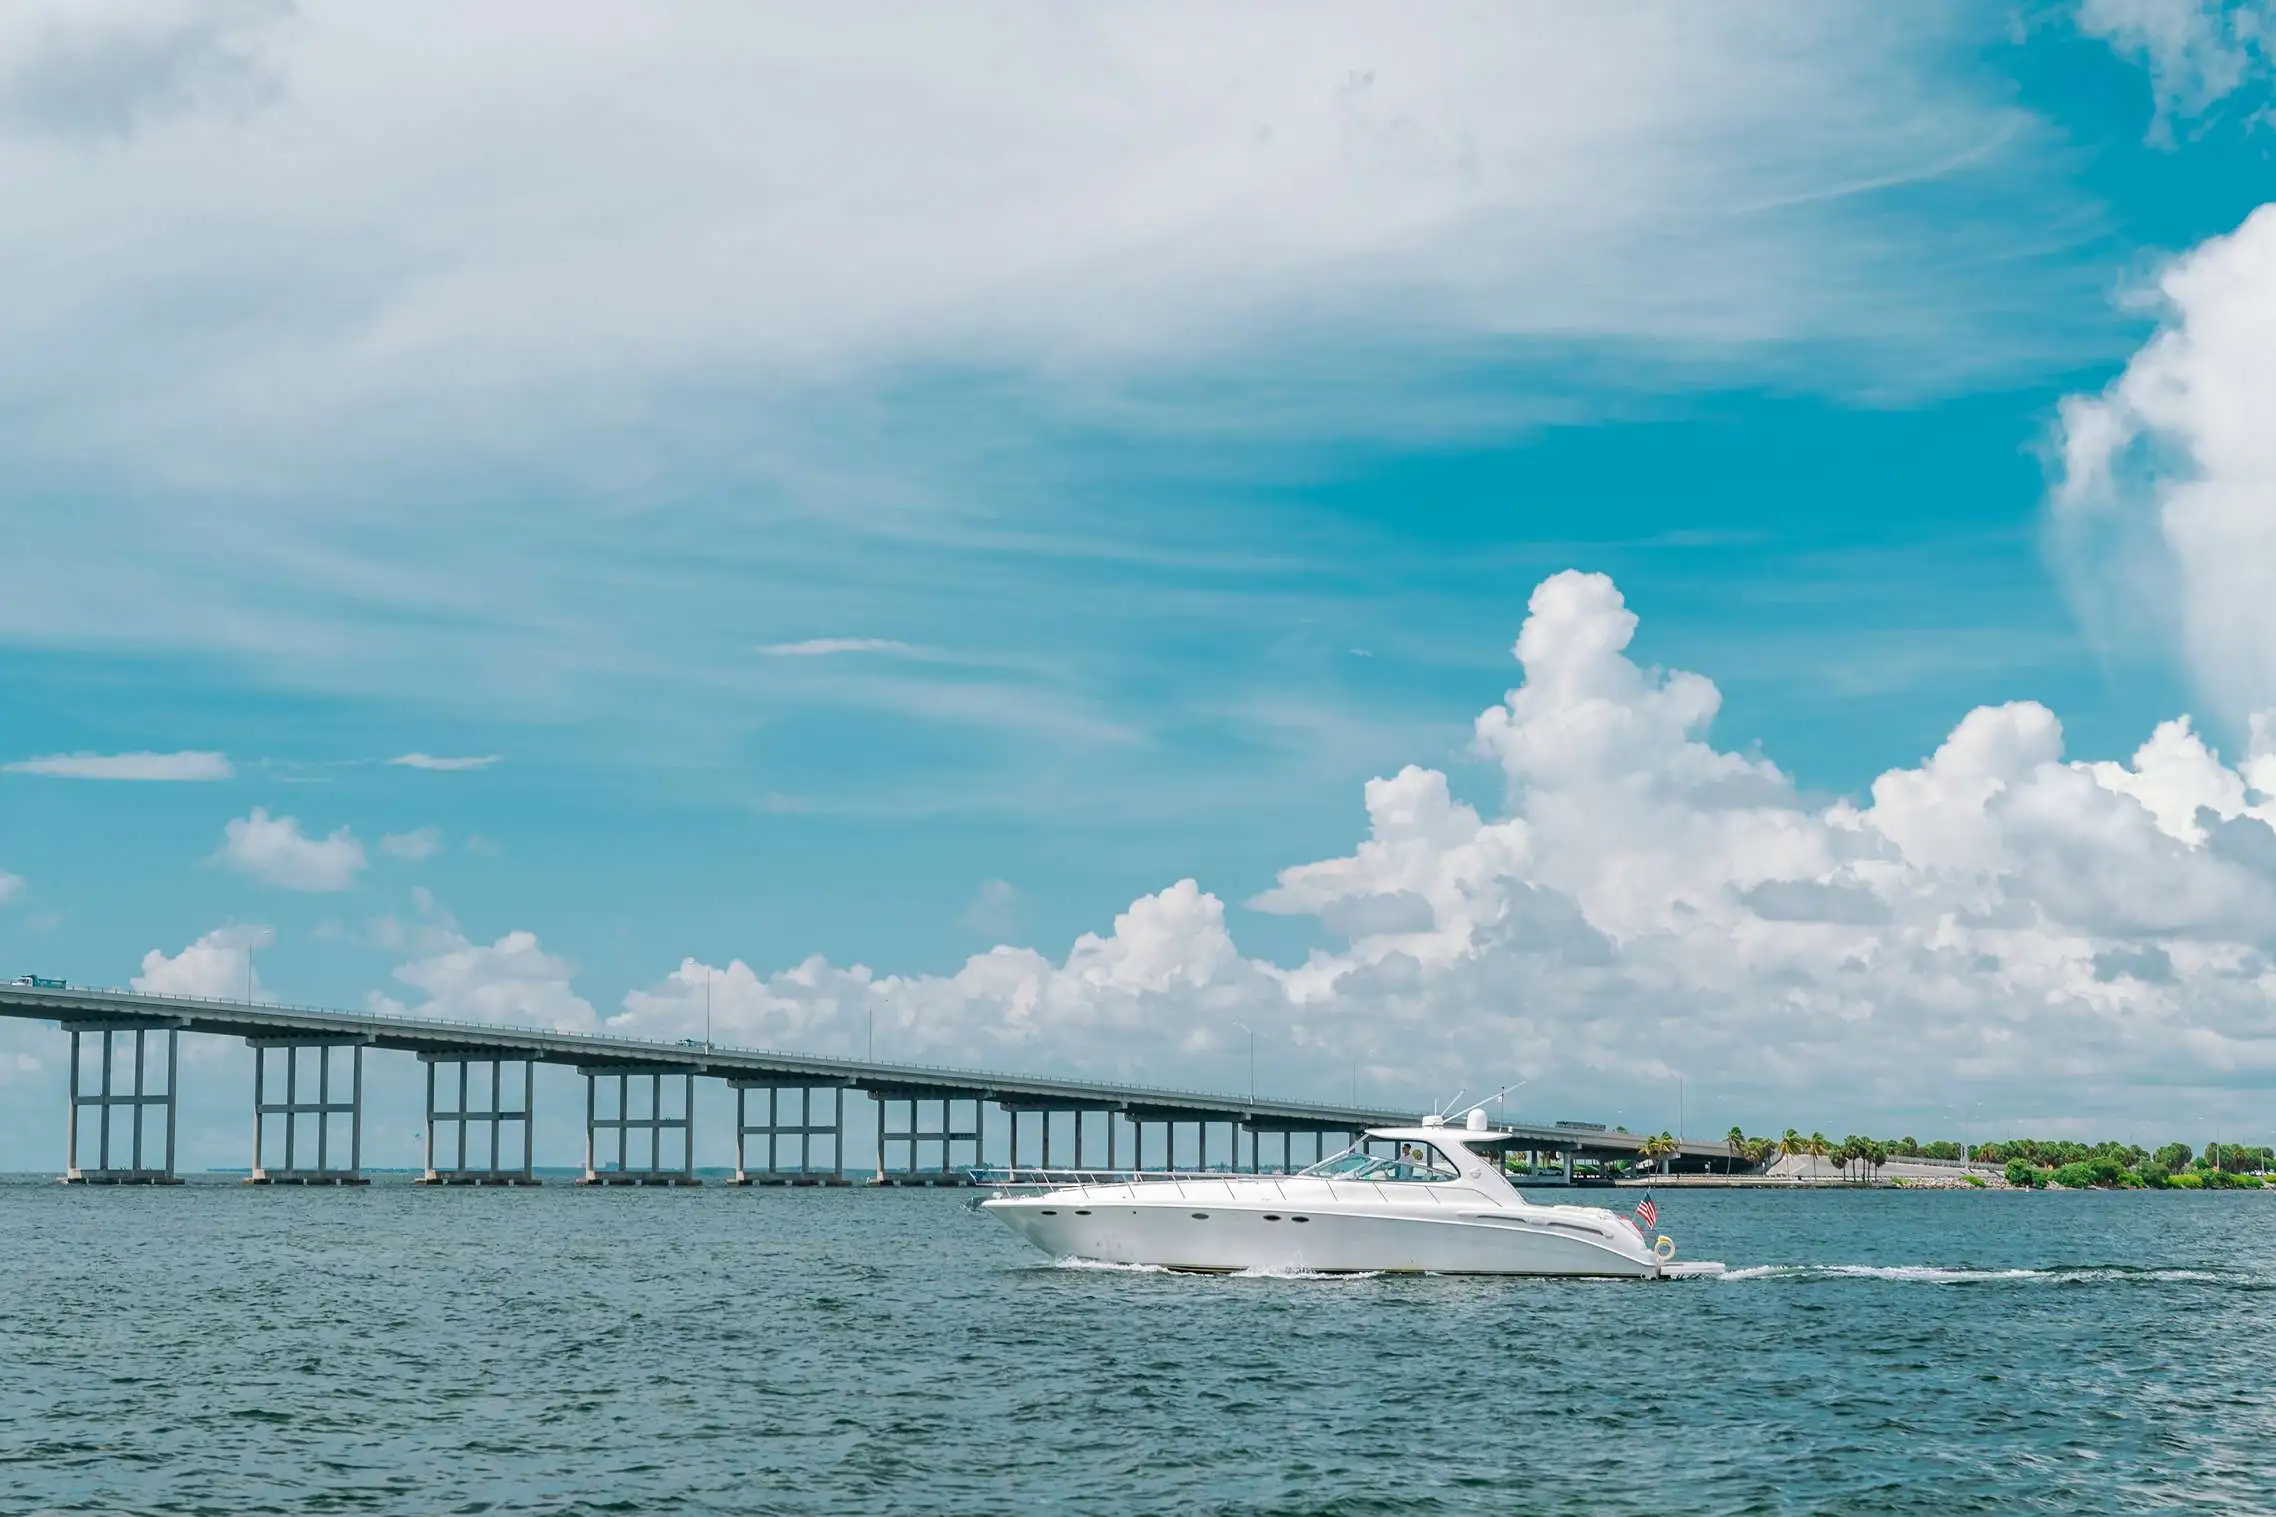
[1994,1140,2270,1190]
[1708,1127,2276,1191]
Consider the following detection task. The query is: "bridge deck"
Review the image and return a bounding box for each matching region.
[0,983,1730,1161]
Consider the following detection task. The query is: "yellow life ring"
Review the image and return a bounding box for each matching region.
[1653,1235,1677,1262]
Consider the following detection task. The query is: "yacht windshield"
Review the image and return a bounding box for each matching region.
[1298,1142,1463,1182]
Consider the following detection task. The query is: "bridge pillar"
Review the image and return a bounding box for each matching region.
[417,1054,539,1185]
[728,1082,846,1185]
[578,1066,699,1185]
[871,1090,982,1185]
[248,1036,370,1185]
[61,1019,182,1185]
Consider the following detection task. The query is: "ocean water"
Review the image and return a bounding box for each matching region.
[7,1178,2275,1516]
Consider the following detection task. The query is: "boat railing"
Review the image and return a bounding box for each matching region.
[970,1166,1297,1190]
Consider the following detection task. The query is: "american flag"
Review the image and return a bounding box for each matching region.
[1634,1194,1657,1230]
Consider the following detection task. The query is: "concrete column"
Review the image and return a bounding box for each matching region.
[283,1048,298,1173]
[316,1043,329,1174]
[251,1041,266,1180]
[681,1073,695,1180]
[65,1030,79,1179]
[131,1031,146,1174]
[98,1032,113,1173]
[352,1045,365,1178]
[165,1031,179,1180]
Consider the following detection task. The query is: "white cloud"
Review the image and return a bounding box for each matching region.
[0,2,2070,483]
[2076,0,2272,132]
[133,923,273,1000]
[2052,203,2276,728]
[606,570,2276,1129]
[0,868,23,905]
[380,827,442,862]
[5,749,232,780]
[214,807,368,891]
[757,639,919,658]
[369,897,596,1032]
[387,754,501,772]
[0,4,2103,717]
[962,878,1021,938]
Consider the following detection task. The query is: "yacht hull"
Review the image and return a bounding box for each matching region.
[982,1187,1659,1278]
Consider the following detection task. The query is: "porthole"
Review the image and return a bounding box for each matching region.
[1039,1209,1057,1216]
[1075,1209,1092,1216]
[1191,1212,1210,1220]
[1263,1214,1282,1222]
[1291,1216,1311,1223]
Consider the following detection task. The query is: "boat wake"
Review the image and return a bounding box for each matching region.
[1051,1256,1170,1274]
[1049,1257,1383,1280]
[1661,1261,1729,1279]
[1713,1263,2229,1285]
[1228,1264,1382,1281]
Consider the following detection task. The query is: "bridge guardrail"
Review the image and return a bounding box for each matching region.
[1,980,1406,1119]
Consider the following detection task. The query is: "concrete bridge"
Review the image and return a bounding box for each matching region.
[0,981,1733,1185]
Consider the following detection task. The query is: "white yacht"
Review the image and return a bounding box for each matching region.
[980,1111,1671,1278]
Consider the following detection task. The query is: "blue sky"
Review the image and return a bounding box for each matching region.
[5,2,2276,1166]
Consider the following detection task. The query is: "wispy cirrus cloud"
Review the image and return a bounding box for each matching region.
[0,3,2102,735]
[387,753,502,772]
[756,638,921,658]
[5,749,233,781]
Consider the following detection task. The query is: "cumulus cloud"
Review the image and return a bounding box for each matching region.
[380,827,442,862]
[2077,0,2273,132]
[214,808,368,891]
[368,894,596,1031]
[599,571,2276,1127]
[134,923,273,1000]
[387,754,501,772]
[2052,204,2276,727]
[5,749,232,780]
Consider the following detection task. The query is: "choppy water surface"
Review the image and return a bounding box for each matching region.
[7,1179,2275,1515]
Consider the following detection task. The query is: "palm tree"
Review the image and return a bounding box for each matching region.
[1778,1128,1803,1178]
[1638,1132,1678,1175]
[1727,1125,1747,1176]
[1807,1131,1830,1180]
